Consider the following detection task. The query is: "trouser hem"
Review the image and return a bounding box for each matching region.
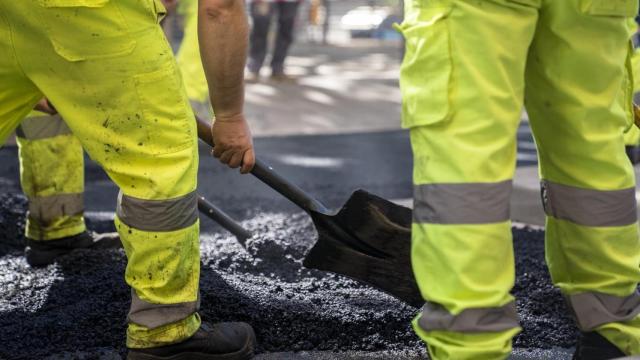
[412,314,520,359]
[25,220,86,241]
[127,312,201,349]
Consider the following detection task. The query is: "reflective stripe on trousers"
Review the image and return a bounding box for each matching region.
[17,114,72,139]
[418,301,519,333]
[568,291,640,332]
[413,181,512,224]
[540,180,637,227]
[129,289,200,329]
[117,190,199,232]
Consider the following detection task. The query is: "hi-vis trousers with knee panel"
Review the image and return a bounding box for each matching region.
[398,0,640,358]
[16,111,86,241]
[0,0,201,349]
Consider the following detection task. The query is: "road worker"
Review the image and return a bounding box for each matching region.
[14,0,209,268]
[247,0,302,82]
[0,0,256,359]
[398,1,640,359]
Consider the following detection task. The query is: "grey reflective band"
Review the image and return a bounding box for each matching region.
[116,191,198,232]
[413,181,512,224]
[28,193,84,223]
[541,180,637,227]
[568,291,640,332]
[128,290,199,329]
[418,301,520,333]
[16,114,72,140]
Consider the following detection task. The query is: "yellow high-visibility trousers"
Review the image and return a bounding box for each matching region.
[176,0,212,118]
[16,111,86,240]
[0,0,201,348]
[399,0,640,358]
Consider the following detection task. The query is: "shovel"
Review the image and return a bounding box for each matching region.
[195,115,423,307]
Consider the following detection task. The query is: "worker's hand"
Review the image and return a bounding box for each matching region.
[160,0,178,14]
[33,98,57,115]
[211,114,255,174]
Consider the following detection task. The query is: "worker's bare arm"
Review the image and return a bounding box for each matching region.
[198,0,255,174]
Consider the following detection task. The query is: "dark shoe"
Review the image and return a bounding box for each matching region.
[573,332,626,360]
[25,231,121,267]
[127,322,256,360]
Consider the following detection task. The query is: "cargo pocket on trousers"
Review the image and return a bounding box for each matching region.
[396,6,453,129]
[580,0,637,17]
[133,64,193,155]
[38,0,136,62]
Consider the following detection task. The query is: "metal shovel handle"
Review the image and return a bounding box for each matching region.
[197,194,252,242]
[195,115,328,214]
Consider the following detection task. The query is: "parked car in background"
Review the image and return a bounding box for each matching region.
[340,5,401,40]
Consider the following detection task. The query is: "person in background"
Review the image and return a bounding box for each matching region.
[247,0,301,82]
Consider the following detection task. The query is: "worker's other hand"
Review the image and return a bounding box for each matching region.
[33,98,57,115]
[160,0,178,14]
[211,114,255,174]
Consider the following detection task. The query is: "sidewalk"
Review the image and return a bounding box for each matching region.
[245,40,403,137]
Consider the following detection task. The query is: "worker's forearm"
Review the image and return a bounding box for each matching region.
[198,0,249,120]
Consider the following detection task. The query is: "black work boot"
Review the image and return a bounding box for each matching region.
[25,231,121,267]
[127,322,256,360]
[573,332,626,360]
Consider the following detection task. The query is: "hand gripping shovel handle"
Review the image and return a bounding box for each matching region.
[195,115,328,214]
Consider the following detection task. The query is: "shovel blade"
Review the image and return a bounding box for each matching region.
[303,190,423,308]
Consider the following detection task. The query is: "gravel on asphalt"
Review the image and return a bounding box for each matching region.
[0,192,577,359]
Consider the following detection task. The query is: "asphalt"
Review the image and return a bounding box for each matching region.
[0,130,577,359]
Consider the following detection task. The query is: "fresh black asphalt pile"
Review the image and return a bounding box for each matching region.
[0,192,577,359]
